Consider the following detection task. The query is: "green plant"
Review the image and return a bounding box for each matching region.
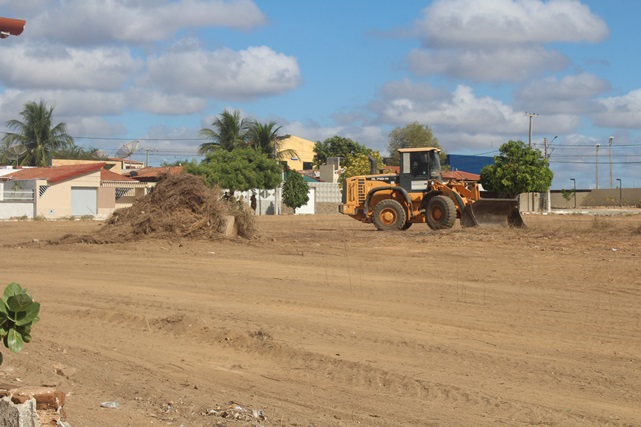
[0,283,40,365]
[282,171,309,213]
[480,140,553,198]
[561,188,574,202]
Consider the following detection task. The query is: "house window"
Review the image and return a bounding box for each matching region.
[38,185,49,197]
[115,188,131,199]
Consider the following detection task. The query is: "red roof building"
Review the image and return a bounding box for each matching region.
[0,164,148,220]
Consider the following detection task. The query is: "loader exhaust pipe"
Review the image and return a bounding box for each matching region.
[367,154,378,175]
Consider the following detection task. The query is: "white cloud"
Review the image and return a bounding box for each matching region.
[408,46,568,82]
[416,0,608,48]
[409,0,608,82]
[592,89,641,128]
[0,43,141,90]
[129,89,206,115]
[0,88,128,139]
[26,0,267,45]
[0,89,127,117]
[0,0,50,16]
[146,45,302,101]
[369,80,580,151]
[515,73,610,114]
[66,117,127,140]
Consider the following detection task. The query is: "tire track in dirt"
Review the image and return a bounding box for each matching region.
[38,299,639,426]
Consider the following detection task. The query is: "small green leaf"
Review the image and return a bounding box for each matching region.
[15,302,40,326]
[6,294,33,312]
[7,329,24,353]
[3,283,23,301]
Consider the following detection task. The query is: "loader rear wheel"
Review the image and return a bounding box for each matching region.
[426,195,456,230]
[372,199,407,231]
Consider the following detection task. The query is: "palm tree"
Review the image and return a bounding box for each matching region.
[198,110,250,155]
[2,100,74,167]
[247,121,298,162]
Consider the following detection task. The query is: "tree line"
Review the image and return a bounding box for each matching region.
[1,100,553,200]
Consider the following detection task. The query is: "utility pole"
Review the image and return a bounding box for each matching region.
[143,148,157,167]
[608,136,614,189]
[571,178,576,208]
[543,136,557,213]
[596,144,600,190]
[526,112,538,147]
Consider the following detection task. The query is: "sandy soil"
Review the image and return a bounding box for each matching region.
[1,213,640,426]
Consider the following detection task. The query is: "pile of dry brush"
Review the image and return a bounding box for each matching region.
[55,173,258,244]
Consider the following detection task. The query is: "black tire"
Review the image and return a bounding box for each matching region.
[426,195,456,230]
[402,221,413,230]
[372,199,407,231]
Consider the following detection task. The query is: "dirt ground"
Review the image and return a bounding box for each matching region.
[1,213,640,426]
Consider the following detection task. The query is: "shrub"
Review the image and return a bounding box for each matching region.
[0,283,40,365]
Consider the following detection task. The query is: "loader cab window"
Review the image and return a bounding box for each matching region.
[409,152,428,177]
[427,150,442,180]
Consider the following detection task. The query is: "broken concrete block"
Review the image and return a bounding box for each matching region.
[0,396,39,427]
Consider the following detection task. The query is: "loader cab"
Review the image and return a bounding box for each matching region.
[398,147,442,191]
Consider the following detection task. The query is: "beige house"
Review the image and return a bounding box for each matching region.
[0,163,148,219]
[277,135,315,171]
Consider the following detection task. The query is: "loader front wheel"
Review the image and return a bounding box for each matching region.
[426,195,456,230]
[372,199,407,231]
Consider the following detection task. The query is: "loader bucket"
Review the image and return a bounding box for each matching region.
[460,198,525,228]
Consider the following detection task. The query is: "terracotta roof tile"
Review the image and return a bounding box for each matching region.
[0,163,106,183]
[100,168,137,182]
[443,170,480,181]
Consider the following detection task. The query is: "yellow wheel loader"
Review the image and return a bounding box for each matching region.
[339,147,524,231]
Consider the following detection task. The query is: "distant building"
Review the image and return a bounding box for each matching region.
[446,154,494,175]
[277,135,315,171]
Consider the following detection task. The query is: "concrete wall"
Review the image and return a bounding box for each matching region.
[0,201,33,219]
[309,181,341,214]
[520,188,641,212]
[0,180,36,219]
[551,188,641,209]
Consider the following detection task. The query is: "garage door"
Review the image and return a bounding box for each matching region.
[71,187,97,216]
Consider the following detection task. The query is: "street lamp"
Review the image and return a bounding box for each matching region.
[616,178,622,207]
[570,178,576,208]
[609,136,614,188]
[596,144,601,190]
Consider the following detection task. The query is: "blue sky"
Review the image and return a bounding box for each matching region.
[1,0,640,189]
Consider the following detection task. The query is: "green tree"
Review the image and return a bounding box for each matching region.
[246,121,298,163]
[198,110,250,155]
[282,170,309,213]
[2,100,74,167]
[561,189,575,202]
[312,136,369,167]
[387,122,444,167]
[340,151,385,187]
[185,148,281,194]
[50,146,106,161]
[160,159,196,167]
[480,140,553,198]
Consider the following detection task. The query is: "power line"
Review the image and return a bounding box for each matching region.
[71,136,206,141]
[550,160,641,164]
